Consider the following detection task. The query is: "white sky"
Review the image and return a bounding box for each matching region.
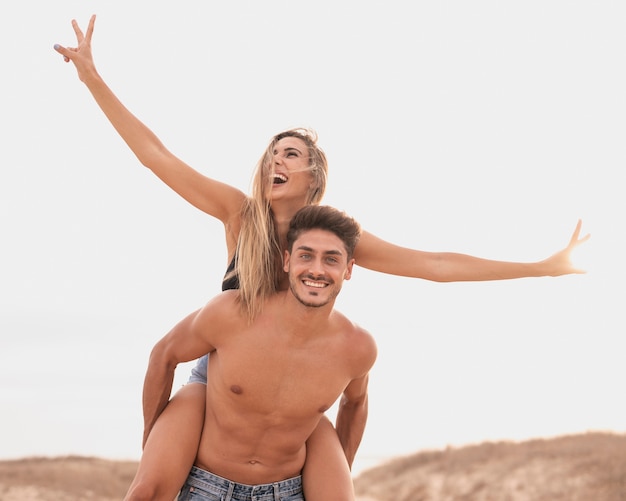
[1,1,624,476]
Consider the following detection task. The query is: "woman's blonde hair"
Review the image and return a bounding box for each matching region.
[229,128,328,319]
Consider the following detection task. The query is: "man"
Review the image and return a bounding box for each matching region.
[127,205,377,501]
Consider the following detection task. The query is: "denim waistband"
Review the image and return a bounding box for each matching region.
[182,465,303,501]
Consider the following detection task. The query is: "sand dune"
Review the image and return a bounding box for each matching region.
[2,432,625,500]
[353,431,626,501]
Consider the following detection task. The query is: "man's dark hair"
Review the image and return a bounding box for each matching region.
[286,205,362,259]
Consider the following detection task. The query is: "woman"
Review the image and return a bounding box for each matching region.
[54,15,589,501]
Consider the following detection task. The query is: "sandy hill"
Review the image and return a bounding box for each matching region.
[0,456,137,501]
[354,431,626,501]
[1,432,624,500]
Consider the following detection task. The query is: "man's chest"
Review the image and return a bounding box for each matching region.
[209,342,351,416]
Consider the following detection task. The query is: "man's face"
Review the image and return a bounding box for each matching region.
[284,228,354,308]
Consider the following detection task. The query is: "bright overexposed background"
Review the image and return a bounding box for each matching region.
[1,1,624,477]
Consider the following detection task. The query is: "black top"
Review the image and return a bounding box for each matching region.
[221,254,240,291]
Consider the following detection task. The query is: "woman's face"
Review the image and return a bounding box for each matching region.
[267,136,315,204]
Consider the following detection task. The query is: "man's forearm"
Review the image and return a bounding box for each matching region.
[141,347,177,447]
[335,394,368,469]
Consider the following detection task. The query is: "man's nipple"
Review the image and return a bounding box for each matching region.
[230,385,243,395]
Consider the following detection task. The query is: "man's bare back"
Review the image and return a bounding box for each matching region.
[189,288,377,484]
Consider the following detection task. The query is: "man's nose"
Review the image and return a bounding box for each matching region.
[307,258,325,276]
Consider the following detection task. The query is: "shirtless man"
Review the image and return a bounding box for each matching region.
[126,205,377,501]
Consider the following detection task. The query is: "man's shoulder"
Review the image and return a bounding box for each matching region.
[336,316,377,374]
[204,289,239,308]
[197,290,243,325]
[332,311,377,351]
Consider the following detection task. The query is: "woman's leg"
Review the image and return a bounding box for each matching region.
[124,383,206,501]
[302,415,355,501]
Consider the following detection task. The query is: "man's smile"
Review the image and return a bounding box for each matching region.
[303,279,327,289]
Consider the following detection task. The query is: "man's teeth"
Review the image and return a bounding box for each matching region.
[304,280,326,288]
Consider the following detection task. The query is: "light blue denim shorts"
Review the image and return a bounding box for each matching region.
[178,466,304,501]
[187,354,209,385]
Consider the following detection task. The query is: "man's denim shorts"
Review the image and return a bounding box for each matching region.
[178,465,304,501]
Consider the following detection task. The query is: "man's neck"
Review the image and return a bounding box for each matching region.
[272,290,335,337]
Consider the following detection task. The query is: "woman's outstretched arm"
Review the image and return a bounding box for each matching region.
[354,219,590,282]
[53,15,245,229]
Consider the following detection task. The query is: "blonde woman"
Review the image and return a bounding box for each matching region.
[54,15,589,501]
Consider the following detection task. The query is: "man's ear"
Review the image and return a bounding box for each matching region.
[283,250,291,272]
[344,258,355,280]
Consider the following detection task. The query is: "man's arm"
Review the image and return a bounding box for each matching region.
[141,297,224,446]
[334,374,370,469]
[141,310,197,446]
[141,348,175,448]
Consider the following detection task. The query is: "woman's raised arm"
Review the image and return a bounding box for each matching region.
[54,15,245,225]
